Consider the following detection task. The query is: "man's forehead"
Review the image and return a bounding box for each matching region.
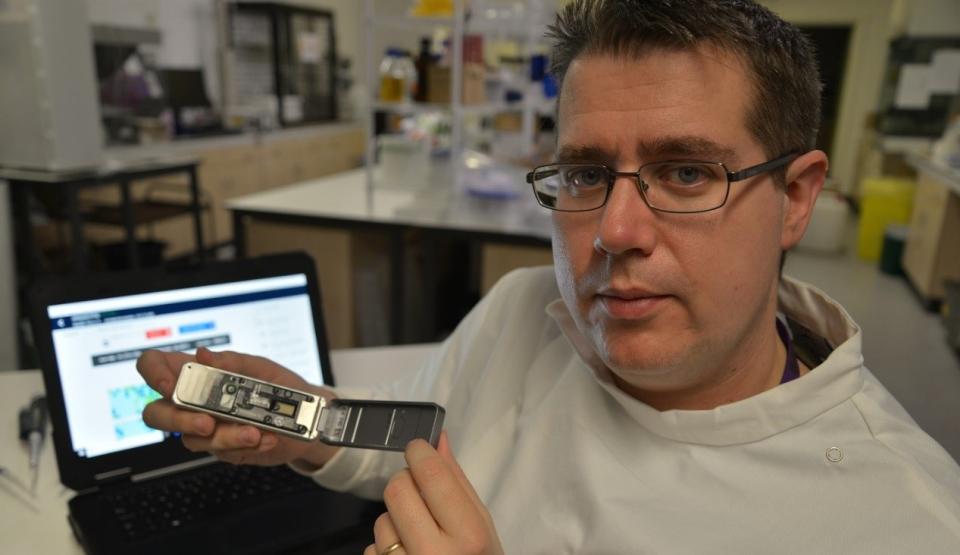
[556,137,740,165]
[558,47,750,113]
[555,47,753,165]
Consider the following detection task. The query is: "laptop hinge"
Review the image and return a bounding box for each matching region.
[131,455,218,483]
[94,466,133,485]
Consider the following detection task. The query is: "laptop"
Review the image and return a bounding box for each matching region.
[28,252,384,554]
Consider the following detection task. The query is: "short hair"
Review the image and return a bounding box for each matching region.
[547,0,822,176]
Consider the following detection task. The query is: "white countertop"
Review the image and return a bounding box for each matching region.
[104,121,363,159]
[906,152,960,195]
[226,167,554,241]
[0,154,200,183]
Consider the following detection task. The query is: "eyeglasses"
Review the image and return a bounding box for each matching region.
[525,152,800,214]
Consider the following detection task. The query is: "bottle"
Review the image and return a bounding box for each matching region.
[395,50,418,103]
[379,48,404,102]
[414,37,432,102]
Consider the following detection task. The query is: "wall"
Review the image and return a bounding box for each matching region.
[901,0,960,36]
[761,0,899,196]
[86,0,158,29]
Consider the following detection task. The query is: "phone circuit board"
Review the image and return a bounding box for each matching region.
[173,363,324,440]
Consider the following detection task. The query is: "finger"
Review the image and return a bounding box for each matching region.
[137,349,194,397]
[142,399,214,436]
[382,469,440,552]
[181,425,264,451]
[196,348,287,383]
[405,438,486,536]
[373,513,406,555]
[363,545,377,555]
[436,431,489,520]
[211,449,250,466]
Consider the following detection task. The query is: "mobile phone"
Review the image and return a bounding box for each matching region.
[172,362,445,451]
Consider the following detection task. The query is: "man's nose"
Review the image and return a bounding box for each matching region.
[593,175,659,256]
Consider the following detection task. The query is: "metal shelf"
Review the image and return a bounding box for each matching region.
[375,101,530,116]
[372,14,455,32]
[363,0,552,210]
[82,201,207,227]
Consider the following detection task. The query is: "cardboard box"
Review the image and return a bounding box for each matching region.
[462,63,486,105]
[425,64,487,105]
[426,66,451,104]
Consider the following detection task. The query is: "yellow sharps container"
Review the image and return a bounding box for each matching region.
[857,177,915,261]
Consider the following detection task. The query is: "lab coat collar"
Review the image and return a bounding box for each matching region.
[546,275,865,446]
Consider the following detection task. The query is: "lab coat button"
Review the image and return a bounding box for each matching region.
[825,446,843,463]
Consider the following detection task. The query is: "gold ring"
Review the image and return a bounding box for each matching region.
[381,541,403,555]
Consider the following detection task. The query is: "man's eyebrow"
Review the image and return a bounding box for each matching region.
[638,137,740,165]
[555,145,616,163]
[557,138,742,166]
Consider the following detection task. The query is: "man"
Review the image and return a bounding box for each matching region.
[139,0,960,552]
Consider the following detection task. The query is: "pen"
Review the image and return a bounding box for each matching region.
[18,396,47,495]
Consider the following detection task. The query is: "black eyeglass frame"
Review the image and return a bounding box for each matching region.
[525,151,801,214]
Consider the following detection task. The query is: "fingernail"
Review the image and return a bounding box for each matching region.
[194,415,212,435]
[243,428,259,444]
[404,439,432,462]
[259,435,277,450]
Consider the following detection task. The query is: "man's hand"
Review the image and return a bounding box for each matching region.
[137,347,340,468]
[365,432,503,555]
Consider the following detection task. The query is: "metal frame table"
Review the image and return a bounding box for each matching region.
[2,157,205,273]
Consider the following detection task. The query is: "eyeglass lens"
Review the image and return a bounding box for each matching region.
[531,162,728,213]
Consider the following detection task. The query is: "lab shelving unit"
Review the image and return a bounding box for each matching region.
[361,0,554,209]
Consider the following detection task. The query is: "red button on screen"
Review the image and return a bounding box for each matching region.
[146,328,172,339]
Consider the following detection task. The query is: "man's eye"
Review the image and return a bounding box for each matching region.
[565,167,606,187]
[659,164,717,187]
[676,166,704,184]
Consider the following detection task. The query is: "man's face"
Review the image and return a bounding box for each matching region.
[553,47,788,393]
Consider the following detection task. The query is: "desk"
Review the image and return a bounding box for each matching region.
[902,154,960,304]
[227,168,554,346]
[0,343,435,555]
[1,156,205,273]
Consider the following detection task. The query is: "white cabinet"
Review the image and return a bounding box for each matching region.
[0,0,102,170]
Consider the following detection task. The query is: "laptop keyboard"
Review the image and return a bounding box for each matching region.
[102,463,318,541]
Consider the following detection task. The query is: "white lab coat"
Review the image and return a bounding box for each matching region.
[294,266,960,553]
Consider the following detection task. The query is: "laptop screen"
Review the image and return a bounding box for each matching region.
[45,273,325,459]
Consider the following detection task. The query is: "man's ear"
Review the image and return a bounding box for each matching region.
[780,150,828,251]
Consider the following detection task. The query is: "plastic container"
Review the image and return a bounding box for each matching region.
[379,48,405,102]
[797,190,849,253]
[378,134,430,188]
[856,177,915,261]
[409,0,453,17]
[394,50,418,102]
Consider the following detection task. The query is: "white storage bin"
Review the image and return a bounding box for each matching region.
[797,190,849,254]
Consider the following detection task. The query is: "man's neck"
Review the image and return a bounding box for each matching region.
[613,319,788,411]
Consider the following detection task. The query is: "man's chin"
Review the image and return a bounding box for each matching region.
[592,320,683,361]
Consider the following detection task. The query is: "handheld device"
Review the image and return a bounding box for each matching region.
[172,362,445,451]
